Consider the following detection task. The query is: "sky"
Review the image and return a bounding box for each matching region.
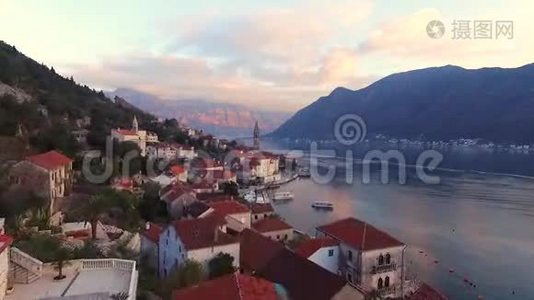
[0,0,532,112]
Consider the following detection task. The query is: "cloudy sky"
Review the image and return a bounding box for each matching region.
[1,0,532,112]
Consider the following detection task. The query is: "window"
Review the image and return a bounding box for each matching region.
[264,214,268,218]
[347,273,352,283]
[284,234,288,240]
[348,250,353,261]
[378,278,383,289]
[276,235,280,240]
[179,246,181,252]
[385,253,391,265]
[378,254,384,265]
[328,249,334,257]
[255,215,258,220]
[385,276,390,287]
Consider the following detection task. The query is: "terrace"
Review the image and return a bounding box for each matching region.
[7,258,137,300]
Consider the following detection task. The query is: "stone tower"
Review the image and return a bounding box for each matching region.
[132,116,139,132]
[253,121,260,149]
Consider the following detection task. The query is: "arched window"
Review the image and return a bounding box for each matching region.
[378,278,383,289]
[385,276,390,287]
[378,254,384,265]
[385,253,391,265]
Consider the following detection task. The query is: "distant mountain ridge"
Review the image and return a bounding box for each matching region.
[106,88,291,138]
[271,64,534,143]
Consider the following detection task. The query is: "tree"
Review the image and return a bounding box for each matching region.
[179,260,205,287]
[52,246,71,280]
[77,194,110,240]
[220,181,239,197]
[208,253,235,279]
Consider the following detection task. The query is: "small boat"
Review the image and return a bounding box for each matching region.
[312,201,334,209]
[273,191,294,201]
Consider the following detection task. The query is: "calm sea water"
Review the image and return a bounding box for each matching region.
[262,141,534,300]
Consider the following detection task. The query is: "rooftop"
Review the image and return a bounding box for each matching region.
[209,200,250,216]
[173,273,281,300]
[295,238,338,258]
[26,150,72,171]
[239,229,351,300]
[252,218,292,233]
[174,216,238,250]
[250,203,274,214]
[143,222,163,243]
[317,217,404,251]
[7,259,137,300]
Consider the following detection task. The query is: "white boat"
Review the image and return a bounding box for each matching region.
[273,191,294,201]
[312,201,333,209]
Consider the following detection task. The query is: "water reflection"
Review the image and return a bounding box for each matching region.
[271,168,534,299]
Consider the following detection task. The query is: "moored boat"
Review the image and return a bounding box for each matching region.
[311,201,333,209]
[273,191,294,201]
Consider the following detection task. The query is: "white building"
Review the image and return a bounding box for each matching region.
[206,201,251,232]
[158,216,239,277]
[315,218,407,298]
[251,217,293,242]
[236,151,281,184]
[295,238,340,274]
[146,143,196,161]
[111,116,158,156]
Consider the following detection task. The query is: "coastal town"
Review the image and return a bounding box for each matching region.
[0,115,446,300]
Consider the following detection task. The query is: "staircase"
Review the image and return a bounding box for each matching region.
[9,247,43,284]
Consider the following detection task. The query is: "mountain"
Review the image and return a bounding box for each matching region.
[107,88,291,138]
[0,41,155,156]
[271,64,534,143]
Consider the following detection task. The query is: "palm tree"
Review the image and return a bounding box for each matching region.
[52,246,71,280]
[79,194,110,240]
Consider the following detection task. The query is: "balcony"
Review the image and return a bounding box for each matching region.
[370,263,396,274]
[378,285,397,296]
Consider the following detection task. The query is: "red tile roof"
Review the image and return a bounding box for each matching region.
[170,165,186,175]
[115,129,137,136]
[295,238,338,258]
[239,229,350,300]
[209,201,250,216]
[196,192,233,202]
[317,218,404,251]
[250,203,274,214]
[252,218,292,233]
[26,150,72,171]
[143,223,163,244]
[174,216,237,250]
[173,273,278,300]
[240,229,286,272]
[0,234,13,253]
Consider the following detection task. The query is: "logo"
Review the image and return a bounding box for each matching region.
[334,114,367,145]
[426,20,445,39]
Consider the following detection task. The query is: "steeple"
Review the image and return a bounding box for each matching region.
[132,116,139,132]
[253,121,260,149]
